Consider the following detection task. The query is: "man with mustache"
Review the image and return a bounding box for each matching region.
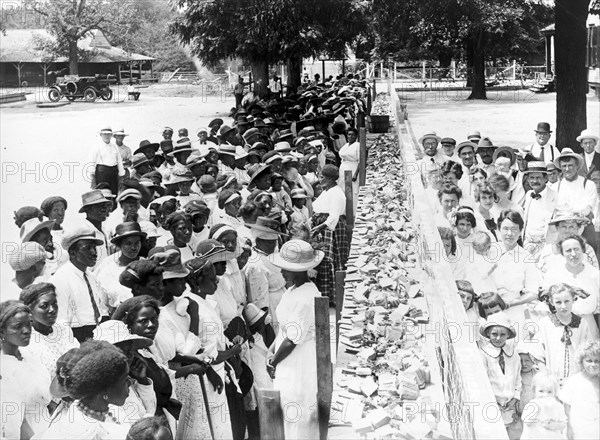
[49,221,109,342]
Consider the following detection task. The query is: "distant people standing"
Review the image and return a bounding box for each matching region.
[269,75,282,98]
[90,127,125,196]
[113,128,132,169]
[234,76,246,109]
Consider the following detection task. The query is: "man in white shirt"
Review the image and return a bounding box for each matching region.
[50,222,109,342]
[554,148,599,253]
[80,190,113,267]
[475,137,497,177]
[113,128,132,168]
[521,161,557,255]
[440,137,460,163]
[456,141,479,199]
[90,127,125,195]
[417,131,446,176]
[524,122,560,164]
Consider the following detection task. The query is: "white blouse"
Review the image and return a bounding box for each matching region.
[312,185,346,230]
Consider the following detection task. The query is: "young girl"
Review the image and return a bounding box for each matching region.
[558,340,600,440]
[488,174,523,221]
[479,311,522,439]
[533,283,591,387]
[521,373,567,439]
[476,182,499,240]
[456,280,480,342]
[478,292,507,319]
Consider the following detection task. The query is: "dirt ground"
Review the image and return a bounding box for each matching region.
[1,87,599,288]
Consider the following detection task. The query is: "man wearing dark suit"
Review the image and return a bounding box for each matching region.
[577,129,600,257]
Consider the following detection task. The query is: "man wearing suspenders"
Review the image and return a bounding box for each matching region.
[525,122,560,165]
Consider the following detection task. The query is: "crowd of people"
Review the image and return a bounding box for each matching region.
[0,77,369,440]
[420,124,599,439]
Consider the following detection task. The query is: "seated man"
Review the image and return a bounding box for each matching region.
[127,82,140,100]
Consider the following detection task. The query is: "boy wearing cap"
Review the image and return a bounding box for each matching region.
[521,162,557,253]
[90,127,125,196]
[288,189,311,239]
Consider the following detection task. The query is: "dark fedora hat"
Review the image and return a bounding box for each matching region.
[110,222,147,244]
[134,140,160,155]
[247,164,271,187]
[534,122,552,133]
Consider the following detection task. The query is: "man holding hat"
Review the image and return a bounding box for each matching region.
[50,221,109,342]
[6,242,49,300]
[90,126,125,196]
[521,161,557,253]
[113,128,132,168]
[417,131,445,174]
[577,128,600,190]
[525,122,560,164]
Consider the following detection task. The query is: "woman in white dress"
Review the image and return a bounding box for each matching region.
[337,127,360,214]
[94,222,147,308]
[492,210,540,340]
[267,239,323,440]
[0,300,52,439]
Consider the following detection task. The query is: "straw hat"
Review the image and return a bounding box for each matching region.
[467,130,481,142]
[522,161,548,174]
[418,131,441,145]
[247,217,287,240]
[61,222,104,251]
[576,128,599,143]
[456,141,478,154]
[243,303,267,327]
[492,146,516,166]
[170,170,195,185]
[8,242,50,271]
[116,188,142,203]
[271,239,324,272]
[20,218,55,243]
[553,148,584,171]
[78,190,111,213]
[548,211,590,226]
[112,128,128,137]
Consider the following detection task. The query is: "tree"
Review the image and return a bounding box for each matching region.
[555,0,590,152]
[32,0,136,74]
[171,0,365,96]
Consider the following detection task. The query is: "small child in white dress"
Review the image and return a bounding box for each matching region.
[521,373,567,439]
[464,231,498,294]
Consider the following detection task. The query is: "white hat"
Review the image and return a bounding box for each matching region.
[271,239,324,272]
[20,218,55,243]
[8,242,50,271]
[418,131,441,145]
[553,148,584,171]
[243,303,267,326]
[576,129,599,143]
[61,221,104,251]
[113,128,128,136]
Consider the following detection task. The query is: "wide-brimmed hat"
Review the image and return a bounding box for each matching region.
[243,303,267,327]
[263,151,283,165]
[553,148,584,170]
[548,211,590,226]
[148,246,190,278]
[208,118,224,128]
[249,142,268,153]
[78,190,111,213]
[534,122,552,133]
[173,138,193,154]
[61,222,104,251]
[8,242,50,271]
[194,239,232,263]
[576,128,599,143]
[523,161,548,174]
[492,146,516,166]
[248,164,271,187]
[218,144,237,156]
[116,188,142,203]
[278,129,294,141]
[134,140,160,155]
[274,141,292,153]
[219,124,236,137]
[247,216,287,240]
[171,169,195,185]
[110,222,147,244]
[479,311,517,340]
[271,239,324,272]
[477,137,496,149]
[93,320,152,350]
[456,141,478,154]
[132,153,150,169]
[234,115,250,126]
[99,127,112,135]
[242,128,262,143]
[20,218,55,243]
[418,131,441,145]
[546,163,558,172]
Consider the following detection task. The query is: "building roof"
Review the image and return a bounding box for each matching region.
[0,29,155,63]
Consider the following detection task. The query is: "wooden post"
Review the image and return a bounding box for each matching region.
[315,296,332,440]
[139,61,142,81]
[150,61,154,81]
[13,62,23,87]
[256,389,285,440]
[129,61,133,81]
[322,60,325,85]
[372,78,377,100]
[344,170,354,229]
[41,63,49,86]
[359,127,367,186]
[335,270,346,349]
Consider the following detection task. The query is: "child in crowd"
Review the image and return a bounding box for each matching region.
[521,373,567,440]
[532,283,592,387]
[558,340,600,440]
[127,415,173,440]
[479,311,522,440]
[494,156,513,181]
[269,173,293,217]
[173,171,202,206]
[456,280,480,342]
[288,188,311,238]
[478,292,507,319]
[516,345,538,417]
[464,231,498,294]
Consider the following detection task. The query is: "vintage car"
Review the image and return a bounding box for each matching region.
[47,75,114,102]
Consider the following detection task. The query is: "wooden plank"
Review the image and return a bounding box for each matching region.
[256,389,285,440]
[359,128,367,186]
[315,296,333,440]
[335,270,346,349]
[344,170,354,230]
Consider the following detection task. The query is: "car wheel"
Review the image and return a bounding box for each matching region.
[84,88,97,102]
[100,88,113,101]
[48,88,61,102]
[65,81,77,94]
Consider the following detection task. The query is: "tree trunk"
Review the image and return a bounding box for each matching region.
[555,0,590,153]
[467,30,487,100]
[286,55,302,95]
[251,60,269,98]
[68,40,79,75]
[438,51,452,81]
[466,38,474,87]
